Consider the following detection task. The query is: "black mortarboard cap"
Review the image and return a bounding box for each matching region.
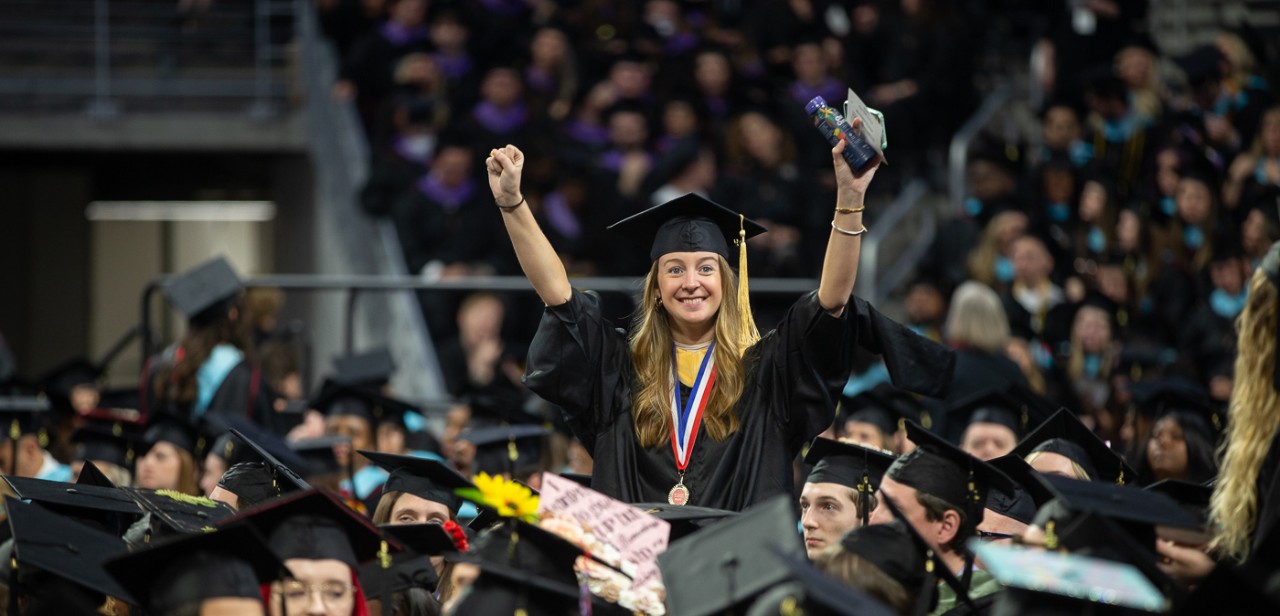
[453,519,587,599]
[658,494,805,616]
[5,496,136,604]
[332,349,396,389]
[38,358,102,409]
[77,460,117,488]
[121,487,237,543]
[1143,479,1212,531]
[227,425,310,494]
[0,393,50,443]
[224,488,395,568]
[142,414,201,457]
[311,380,418,428]
[459,424,549,476]
[72,417,146,471]
[379,523,460,557]
[105,523,284,613]
[1175,45,1226,85]
[162,257,243,323]
[358,552,438,601]
[838,521,931,603]
[358,450,474,515]
[985,454,1054,525]
[943,387,1052,444]
[3,475,142,536]
[841,385,929,435]
[1047,509,1185,602]
[1127,378,1224,437]
[607,193,767,262]
[1012,408,1137,484]
[634,503,736,543]
[803,437,896,494]
[746,550,898,616]
[1032,474,1202,547]
[886,420,1015,536]
[290,436,348,477]
[874,489,973,610]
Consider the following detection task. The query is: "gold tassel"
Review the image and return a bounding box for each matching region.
[737,214,760,350]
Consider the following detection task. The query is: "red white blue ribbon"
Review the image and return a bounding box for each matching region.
[670,342,716,472]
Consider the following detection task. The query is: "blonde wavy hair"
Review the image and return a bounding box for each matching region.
[630,256,755,448]
[1210,269,1280,562]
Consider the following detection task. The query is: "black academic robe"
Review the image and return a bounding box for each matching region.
[1251,428,1280,561]
[523,289,851,511]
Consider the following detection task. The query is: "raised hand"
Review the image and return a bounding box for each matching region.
[832,116,880,197]
[486,144,526,206]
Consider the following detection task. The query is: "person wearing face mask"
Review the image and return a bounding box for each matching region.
[361,98,442,218]
[1180,242,1249,403]
[484,128,877,510]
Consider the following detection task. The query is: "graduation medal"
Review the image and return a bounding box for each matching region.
[668,342,716,506]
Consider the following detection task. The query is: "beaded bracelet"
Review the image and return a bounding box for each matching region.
[831,220,869,236]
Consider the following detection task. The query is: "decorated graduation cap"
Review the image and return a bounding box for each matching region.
[608,193,769,346]
[163,256,243,324]
[105,522,285,614]
[225,488,396,569]
[332,348,396,389]
[635,502,736,543]
[5,496,136,606]
[973,541,1168,615]
[838,521,936,614]
[1044,509,1185,603]
[885,420,1015,541]
[121,487,237,545]
[460,424,550,477]
[943,386,1053,445]
[803,437,896,525]
[1011,408,1136,484]
[986,454,1054,525]
[659,494,805,616]
[358,450,475,515]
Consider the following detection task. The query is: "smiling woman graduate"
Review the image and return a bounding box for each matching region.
[484,131,877,510]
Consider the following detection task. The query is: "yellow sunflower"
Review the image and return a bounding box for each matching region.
[457,472,540,523]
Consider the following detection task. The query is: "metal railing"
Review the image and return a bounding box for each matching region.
[948,84,1013,214]
[0,0,294,114]
[859,180,932,305]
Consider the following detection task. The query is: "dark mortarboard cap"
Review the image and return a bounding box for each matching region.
[1048,510,1185,602]
[1012,408,1136,484]
[227,425,310,494]
[105,523,284,613]
[358,552,438,602]
[290,436,348,477]
[886,420,1015,536]
[1175,45,1227,85]
[5,496,136,604]
[38,358,101,408]
[1127,378,1224,438]
[658,494,805,616]
[559,471,592,488]
[332,349,396,388]
[635,503,736,543]
[77,460,117,488]
[380,523,460,557]
[943,387,1051,445]
[72,417,146,471]
[143,414,201,457]
[122,487,237,542]
[454,519,587,599]
[1144,479,1213,531]
[0,392,50,444]
[162,257,243,323]
[607,193,767,262]
[841,385,927,435]
[839,521,931,601]
[225,488,394,569]
[311,380,418,428]
[803,437,896,492]
[3,475,142,535]
[986,454,1055,525]
[460,424,549,476]
[745,551,898,616]
[1032,475,1202,548]
[874,490,974,610]
[359,450,474,515]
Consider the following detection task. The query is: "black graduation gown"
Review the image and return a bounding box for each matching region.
[1250,429,1280,561]
[523,289,851,511]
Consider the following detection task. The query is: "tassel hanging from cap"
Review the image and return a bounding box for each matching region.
[737,214,760,350]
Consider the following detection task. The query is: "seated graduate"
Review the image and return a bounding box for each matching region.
[0,396,70,481]
[869,421,1015,615]
[799,437,896,560]
[484,127,877,510]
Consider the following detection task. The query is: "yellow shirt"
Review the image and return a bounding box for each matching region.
[674,342,711,387]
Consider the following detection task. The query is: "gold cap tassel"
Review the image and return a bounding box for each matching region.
[738,214,760,349]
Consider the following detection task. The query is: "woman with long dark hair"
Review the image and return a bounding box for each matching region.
[486,126,877,509]
[1133,408,1220,485]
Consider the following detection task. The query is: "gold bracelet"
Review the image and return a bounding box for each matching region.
[496,197,526,211]
[834,206,866,215]
[831,220,869,236]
